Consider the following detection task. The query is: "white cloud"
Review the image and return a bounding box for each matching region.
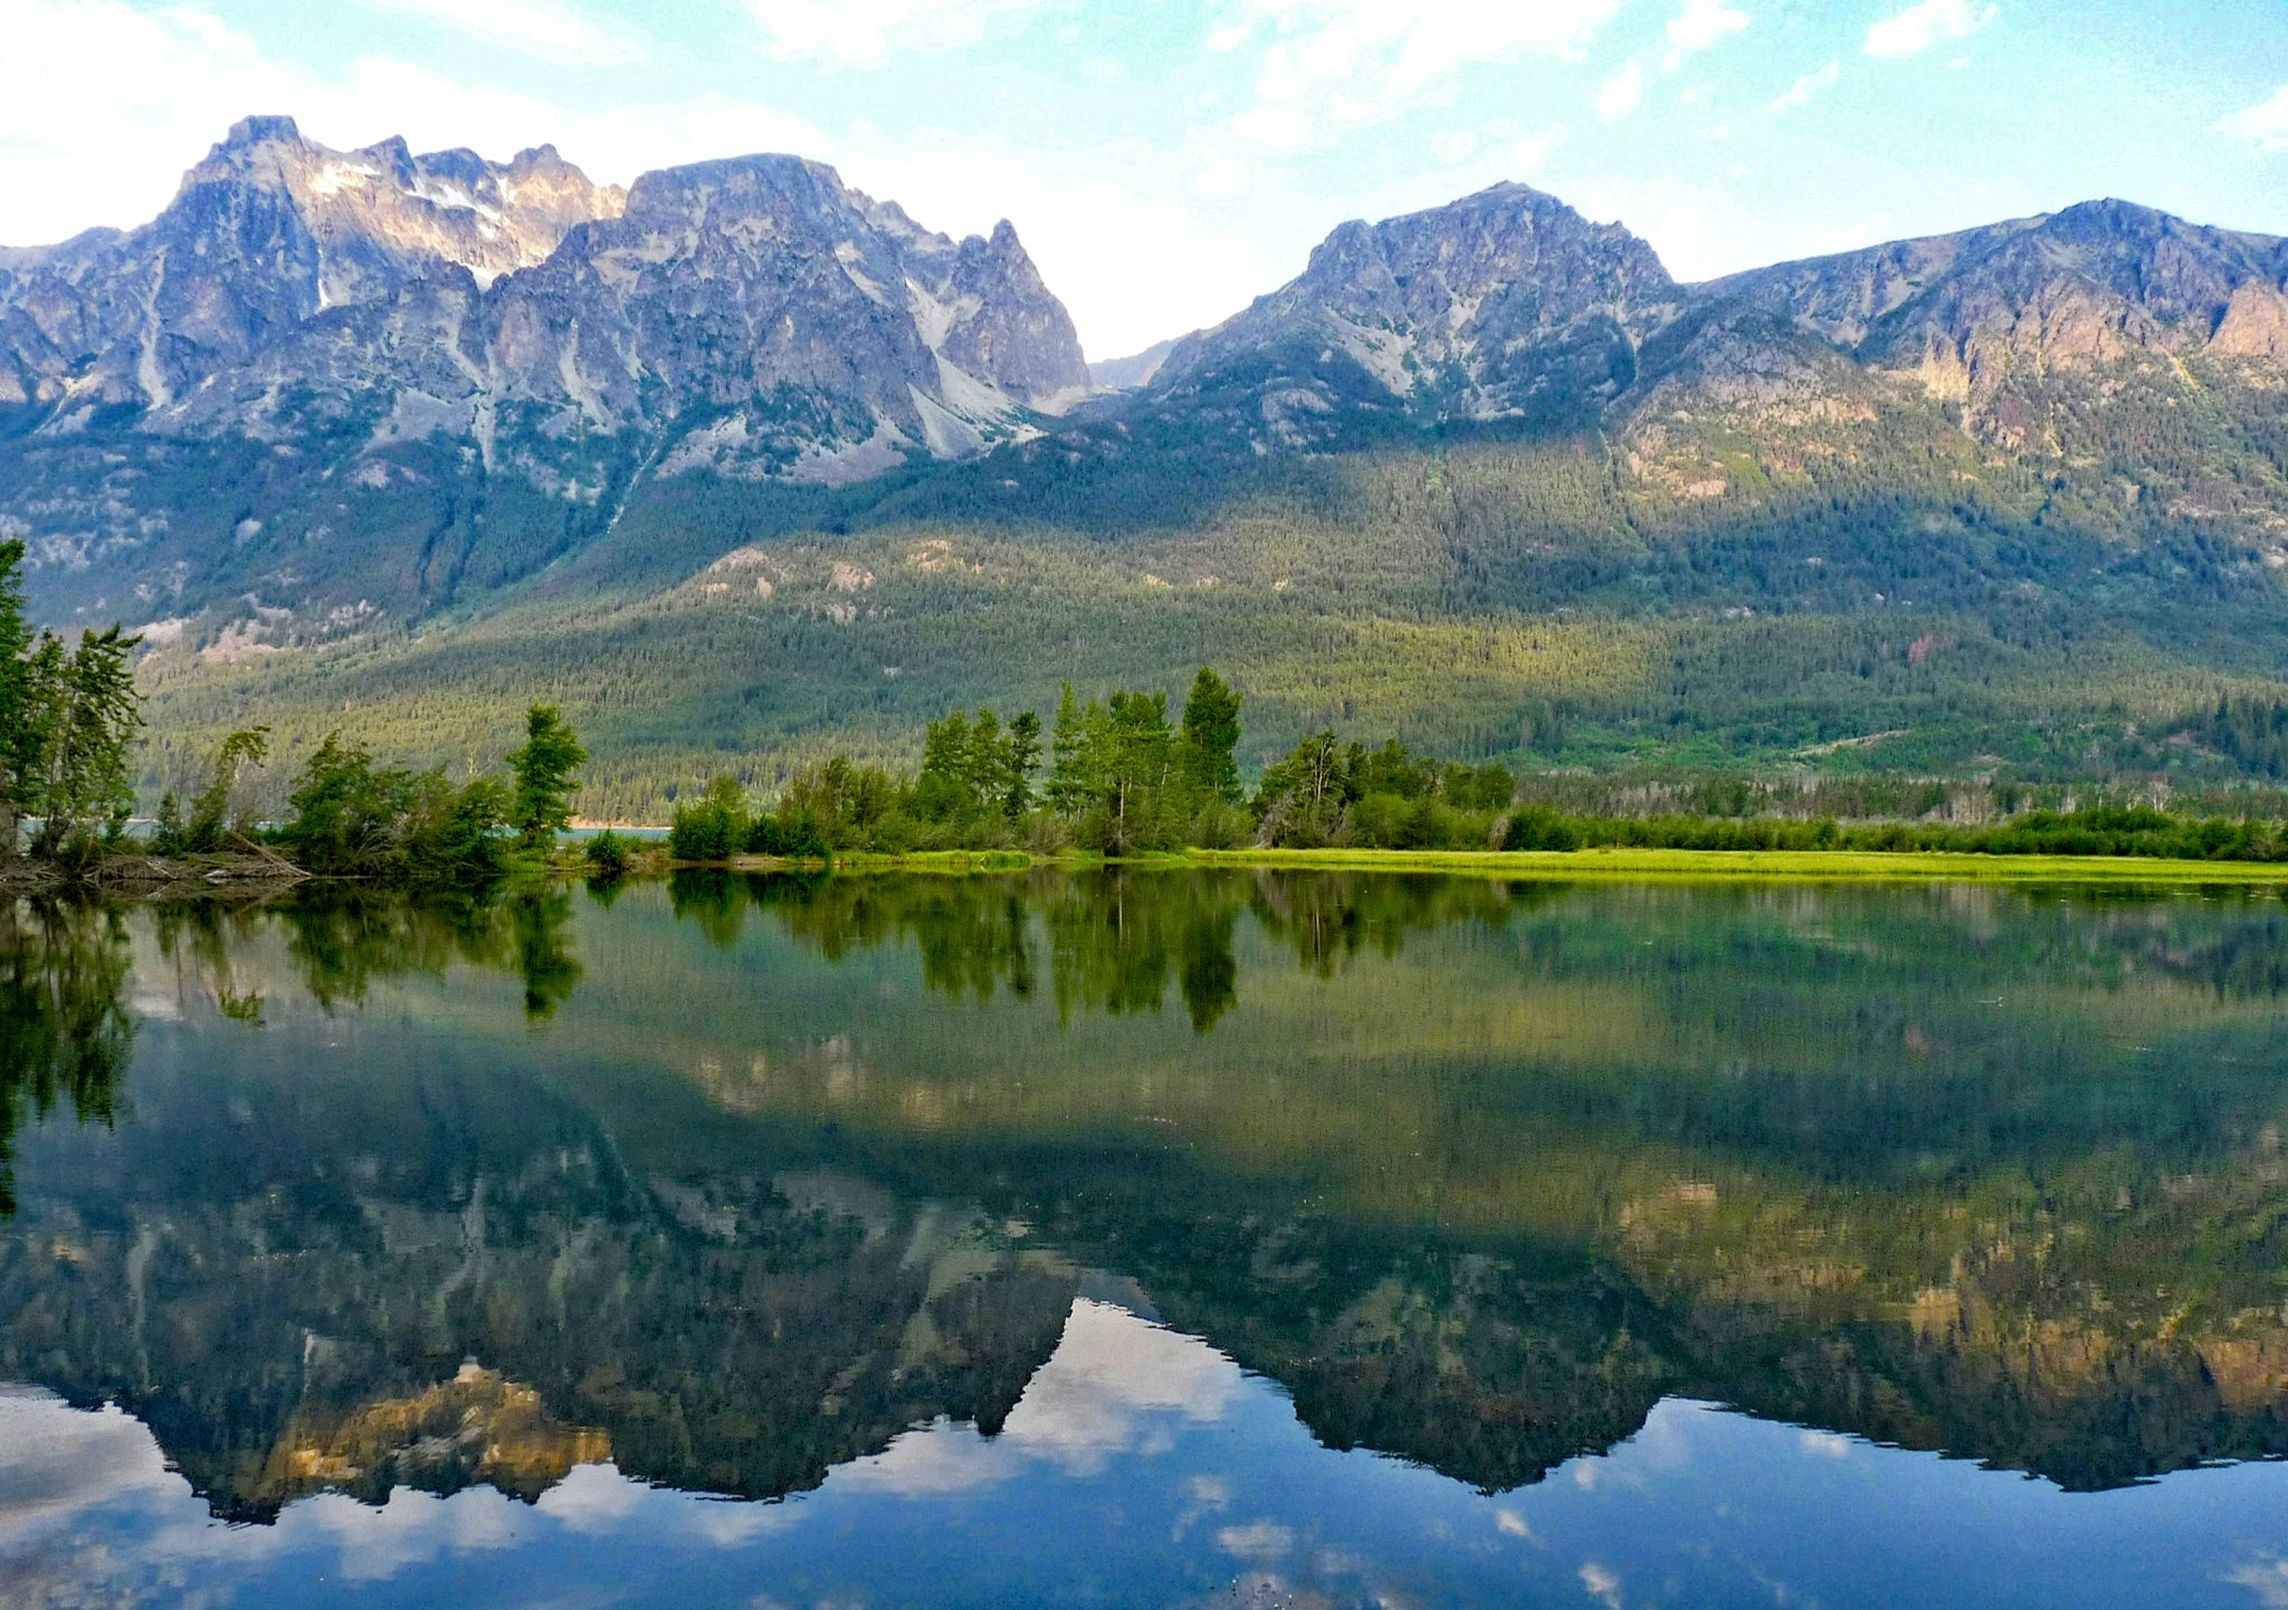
[2218,86,2288,154]
[1594,58,1644,123]
[1865,0,1995,61]
[1661,0,1747,71]
[1580,1561,1624,1610]
[0,0,293,243]
[745,0,1050,70]
[1216,0,1622,152]
[1772,58,1839,111]
[361,0,644,67]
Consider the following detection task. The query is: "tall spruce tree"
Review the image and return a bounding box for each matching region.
[506,705,587,851]
[0,543,33,855]
[1178,668,1243,805]
[1046,683,1094,814]
[1003,711,1042,819]
[33,626,142,855]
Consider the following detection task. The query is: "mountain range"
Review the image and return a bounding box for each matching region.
[4,119,2288,807]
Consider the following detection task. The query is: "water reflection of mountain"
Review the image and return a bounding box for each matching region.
[4,874,2288,1521]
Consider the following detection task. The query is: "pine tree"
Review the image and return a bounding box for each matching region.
[34,626,143,856]
[1004,710,1042,819]
[1046,683,1093,814]
[506,704,587,851]
[0,542,33,856]
[1178,668,1243,805]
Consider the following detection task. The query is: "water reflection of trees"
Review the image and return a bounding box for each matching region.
[671,870,1250,1031]
[0,901,133,1214]
[158,888,585,1023]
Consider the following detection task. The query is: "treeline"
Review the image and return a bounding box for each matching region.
[1496,804,2288,861]
[670,669,1248,857]
[667,675,2288,865]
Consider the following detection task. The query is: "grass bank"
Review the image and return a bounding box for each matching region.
[1182,847,2288,883]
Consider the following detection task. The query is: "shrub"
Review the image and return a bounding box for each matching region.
[586,829,630,877]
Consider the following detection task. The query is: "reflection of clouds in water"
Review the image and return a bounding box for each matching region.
[1580,1560,1623,1608]
[1571,1399,1710,1496]
[278,1487,523,1583]
[845,1298,1243,1495]
[1798,1430,1853,1460]
[0,1388,224,1609]
[1215,1520,1294,1565]
[0,1388,178,1535]
[0,1303,1246,1596]
[1001,1299,1241,1473]
[540,1463,790,1548]
[537,1461,652,1534]
[2229,1559,2288,1609]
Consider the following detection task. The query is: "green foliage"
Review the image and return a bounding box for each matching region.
[1484,805,2288,862]
[670,775,751,861]
[0,901,132,1214]
[586,829,631,878]
[277,732,509,883]
[506,704,588,851]
[1178,669,1244,807]
[184,727,270,853]
[0,541,145,864]
[912,707,1031,831]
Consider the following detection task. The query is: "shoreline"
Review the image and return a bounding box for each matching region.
[12,844,2285,899]
[662,846,2288,883]
[1176,847,2288,882]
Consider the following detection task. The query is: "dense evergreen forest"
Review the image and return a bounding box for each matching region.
[120,424,2288,823]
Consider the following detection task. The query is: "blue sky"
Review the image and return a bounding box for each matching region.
[6,0,2287,358]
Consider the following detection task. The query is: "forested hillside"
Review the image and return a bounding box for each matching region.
[135,431,2288,822]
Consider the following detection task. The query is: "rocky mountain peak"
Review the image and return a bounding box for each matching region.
[1136,181,1683,443]
[0,118,626,421]
[0,125,1091,501]
[1706,199,2288,399]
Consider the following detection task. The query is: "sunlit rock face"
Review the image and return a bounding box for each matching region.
[1710,200,2288,385]
[0,116,623,417]
[1142,183,1687,443]
[0,119,1088,482]
[1120,185,2288,485]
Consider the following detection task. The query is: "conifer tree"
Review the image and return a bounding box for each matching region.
[1046,683,1093,814]
[1004,710,1042,819]
[506,705,587,851]
[1178,668,1243,805]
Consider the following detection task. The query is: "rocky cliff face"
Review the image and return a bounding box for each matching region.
[1141,184,1683,446]
[1123,187,2288,471]
[8,126,2288,642]
[0,116,623,420]
[1710,200,2288,383]
[0,119,1088,487]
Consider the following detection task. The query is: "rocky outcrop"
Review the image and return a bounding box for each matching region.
[1707,199,2288,404]
[1140,184,1683,445]
[0,119,1088,488]
[0,116,622,421]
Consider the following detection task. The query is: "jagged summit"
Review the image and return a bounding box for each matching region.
[0,121,1089,484]
[1126,182,1684,446]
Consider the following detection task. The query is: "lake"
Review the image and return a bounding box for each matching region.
[4,868,2288,1608]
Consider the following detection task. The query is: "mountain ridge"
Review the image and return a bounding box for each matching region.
[6,120,2288,801]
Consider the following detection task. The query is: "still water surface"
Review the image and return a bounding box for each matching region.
[5,870,2288,1607]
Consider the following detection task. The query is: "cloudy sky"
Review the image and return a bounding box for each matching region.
[5,0,2286,358]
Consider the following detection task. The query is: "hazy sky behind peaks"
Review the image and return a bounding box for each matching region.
[5,0,2286,358]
